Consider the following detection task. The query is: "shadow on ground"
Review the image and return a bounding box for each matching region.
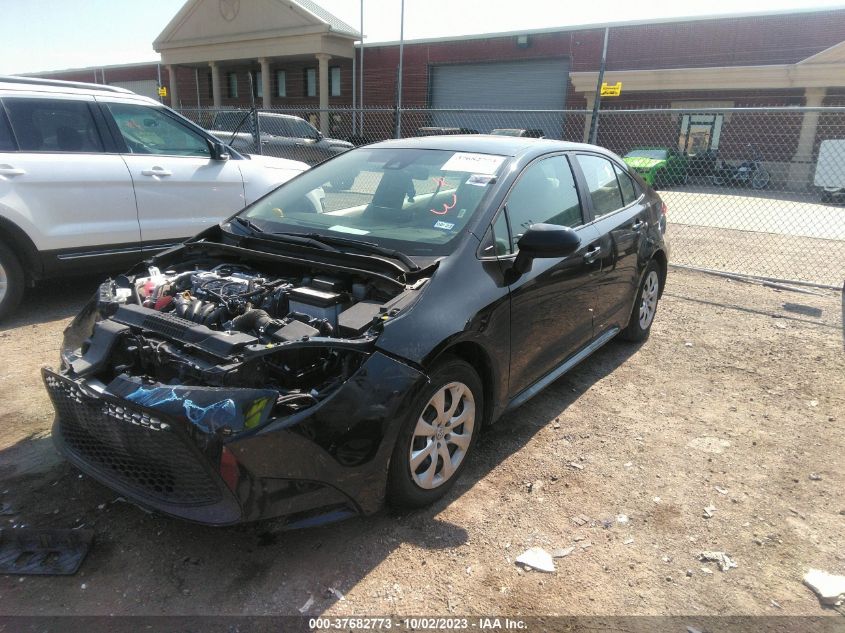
[0,338,641,615]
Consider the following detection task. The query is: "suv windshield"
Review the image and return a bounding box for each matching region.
[626,149,669,160]
[240,148,507,256]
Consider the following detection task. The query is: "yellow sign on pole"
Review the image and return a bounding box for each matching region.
[158,86,168,97]
[600,82,622,97]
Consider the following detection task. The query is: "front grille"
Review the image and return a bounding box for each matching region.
[44,371,223,507]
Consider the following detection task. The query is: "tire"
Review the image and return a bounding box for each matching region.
[751,169,770,190]
[619,260,662,342]
[387,356,483,508]
[0,240,24,321]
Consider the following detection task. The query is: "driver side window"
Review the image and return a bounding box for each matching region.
[505,155,583,252]
[106,103,211,157]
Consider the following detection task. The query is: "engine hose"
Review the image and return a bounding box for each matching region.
[174,294,190,318]
[231,308,275,334]
[197,301,216,323]
[204,305,228,327]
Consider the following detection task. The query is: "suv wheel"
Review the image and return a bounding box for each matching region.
[387,357,482,508]
[0,241,24,320]
[620,260,662,342]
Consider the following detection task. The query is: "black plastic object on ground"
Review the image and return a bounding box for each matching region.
[0,528,94,575]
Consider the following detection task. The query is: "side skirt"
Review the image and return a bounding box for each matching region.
[505,327,620,413]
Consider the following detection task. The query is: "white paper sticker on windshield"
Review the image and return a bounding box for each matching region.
[329,225,369,235]
[441,153,505,175]
[433,220,455,230]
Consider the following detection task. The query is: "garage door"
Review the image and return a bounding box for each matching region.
[109,79,160,101]
[429,59,569,138]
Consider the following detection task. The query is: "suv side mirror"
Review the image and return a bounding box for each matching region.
[211,141,230,161]
[512,223,581,275]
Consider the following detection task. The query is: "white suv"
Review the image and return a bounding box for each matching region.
[0,76,311,318]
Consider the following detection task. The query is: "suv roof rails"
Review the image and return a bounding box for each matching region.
[0,75,134,94]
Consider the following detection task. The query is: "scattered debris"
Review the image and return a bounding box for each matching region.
[653,497,661,503]
[298,595,315,613]
[773,321,788,329]
[687,436,731,454]
[623,538,634,545]
[703,504,716,519]
[327,587,346,601]
[789,507,806,520]
[684,342,694,348]
[80,583,87,590]
[700,567,714,575]
[551,547,575,559]
[571,515,591,527]
[714,486,729,495]
[0,528,94,576]
[528,480,544,493]
[803,569,845,606]
[687,627,704,633]
[573,536,586,542]
[515,547,555,573]
[616,514,629,524]
[686,569,694,577]
[698,551,737,572]
[579,541,593,550]
[568,462,584,471]
[809,473,822,481]
[808,400,819,408]
[553,421,560,429]
[770,600,782,609]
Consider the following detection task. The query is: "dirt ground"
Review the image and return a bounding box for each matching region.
[0,268,843,617]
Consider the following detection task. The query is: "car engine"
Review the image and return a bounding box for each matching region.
[62,261,407,425]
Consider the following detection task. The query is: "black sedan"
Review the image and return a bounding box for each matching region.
[44,136,669,526]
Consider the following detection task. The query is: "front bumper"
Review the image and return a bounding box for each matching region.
[43,352,427,526]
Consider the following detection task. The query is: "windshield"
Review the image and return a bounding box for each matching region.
[625,149,668,160]
[240,148,507,256]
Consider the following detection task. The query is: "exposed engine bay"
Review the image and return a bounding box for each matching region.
[62,258,420,433]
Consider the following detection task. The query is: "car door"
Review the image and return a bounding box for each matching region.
[0,95,140,272]
[100,98,246,248]
[572,154,650,333]
[495,154,602,398]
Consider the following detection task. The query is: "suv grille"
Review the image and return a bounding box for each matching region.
[44,371,223,507]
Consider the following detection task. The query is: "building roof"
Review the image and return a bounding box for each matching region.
[291,0,359,38]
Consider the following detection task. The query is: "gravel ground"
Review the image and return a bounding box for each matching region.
[0,268,843,616]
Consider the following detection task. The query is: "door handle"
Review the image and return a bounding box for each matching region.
[584,244,602,264]
[0,166,25,177]
[141,167,173,177]
[631,219,646,231]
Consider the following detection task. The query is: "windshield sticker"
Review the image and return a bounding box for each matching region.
[328,225,370,235]
[441,153,506,175]
[433,220,455,230]
[466,174,497,187]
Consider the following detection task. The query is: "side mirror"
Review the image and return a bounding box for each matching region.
[211,141,230,161]
[512,223,581,275]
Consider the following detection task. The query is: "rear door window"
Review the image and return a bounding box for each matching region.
[576,154,625,218]
[0,105,15,151]
[4,98,104,153]
[614,163,639,205]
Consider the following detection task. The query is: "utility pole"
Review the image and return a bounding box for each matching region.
[588,27,609,145]
[394,0,405,139]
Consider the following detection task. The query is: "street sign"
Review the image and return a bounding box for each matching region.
[158,86,168,97]
[601,82,622,97]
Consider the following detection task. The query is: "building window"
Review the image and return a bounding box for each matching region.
[227,72,238,98]
[305,68,316,98]
[678,113,724,155]
[276,70,286,97]
[330,66,341,97]
[252,71,262,98]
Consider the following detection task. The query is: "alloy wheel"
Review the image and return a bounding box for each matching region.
[638,270,660,329]
[0,260,7,305]
[409,381,476,490]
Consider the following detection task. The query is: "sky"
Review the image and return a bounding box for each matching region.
[1,0,844,75]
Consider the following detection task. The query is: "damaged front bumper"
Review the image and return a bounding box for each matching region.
[43,350,427,526]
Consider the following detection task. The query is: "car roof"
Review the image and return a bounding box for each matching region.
[367,135,606,158]
[0,75,159,104]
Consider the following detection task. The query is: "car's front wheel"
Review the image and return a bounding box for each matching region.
[0,240,24,321]
[620,260,662,342]
[387,357,482,508]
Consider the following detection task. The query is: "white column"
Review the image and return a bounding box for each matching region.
[582,93,595,143]
[316,53,332,135]
[259,58,272,109]
[167,65,179,109]
[209,61,222,109]
[787,87,826,189]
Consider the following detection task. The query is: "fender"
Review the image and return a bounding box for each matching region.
[0,215,42,280]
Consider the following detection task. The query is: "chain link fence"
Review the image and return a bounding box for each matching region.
[178,105,845,287]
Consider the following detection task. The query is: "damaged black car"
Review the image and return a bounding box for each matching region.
[43,136,669,526]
